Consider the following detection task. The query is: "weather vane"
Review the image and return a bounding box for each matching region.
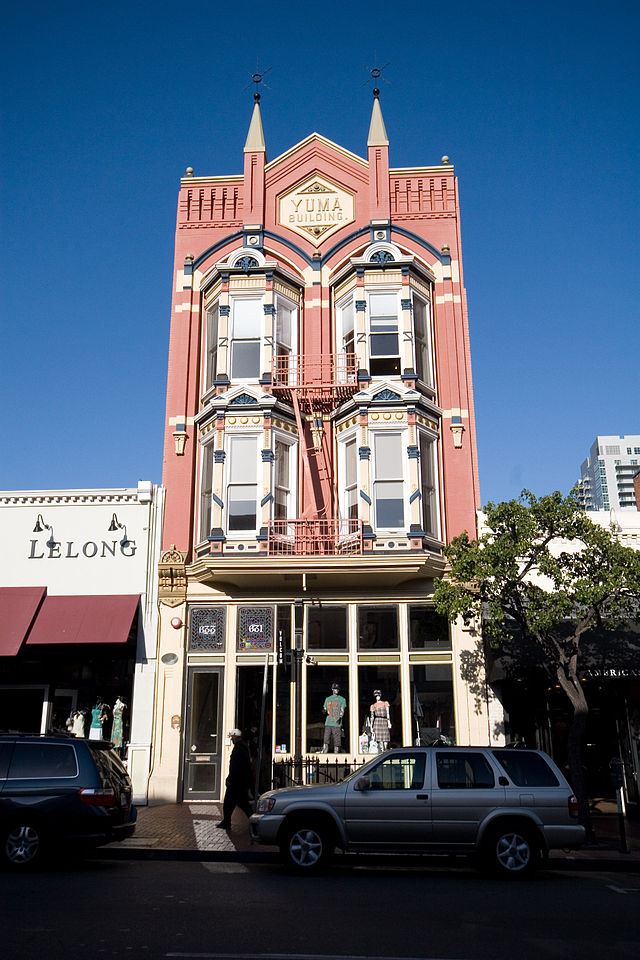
[362,56,390,96]
[244,60,272,101]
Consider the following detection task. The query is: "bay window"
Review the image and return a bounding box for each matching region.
[373,432,405,529]
[227,435,258,533]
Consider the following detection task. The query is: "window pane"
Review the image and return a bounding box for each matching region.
[275,440,289,488]
[306,665,350,754]
[341,300,354,352]
[370,333,399,356]
[206,304,218,388]
[413,297,431,385]
[231,340,260,379]
[229,436,257,482]
[492,750,559,787]
[436,753,495,789]
[200,445,214,540]
[357,665,401,753]
[228,485,257,530]
[409,607,450,651]
[374,481,404,528]
[307,605,348,651]
[232,298,262,337]
[345,438,357,487]
[370,292,398,320]
[276,300,295,354]
[370,356,401,376]
[9,743,78,778]
[419,434,438,537]
[374,433,402,476]
[358,605,399,650]
[410,663,455,745]
[368,755,425,790]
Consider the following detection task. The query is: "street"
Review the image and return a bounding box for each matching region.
[2,858,639,960]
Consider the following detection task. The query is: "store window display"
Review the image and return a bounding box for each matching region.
[358,665,401,753]
[306,666,350,753]
[410,664,455,744]
[322,683,347,753]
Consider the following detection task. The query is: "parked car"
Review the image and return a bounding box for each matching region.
[0,734,136,868]
[250,746,585,877]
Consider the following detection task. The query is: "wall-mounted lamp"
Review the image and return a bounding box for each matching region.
[33,514,58,550]
[108,513,130,548]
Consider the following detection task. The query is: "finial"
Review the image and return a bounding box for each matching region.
[441,155,450,165]
[373,87,380,99]
[185,167,194,177]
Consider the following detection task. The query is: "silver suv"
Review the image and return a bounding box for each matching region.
[250,747,585,877]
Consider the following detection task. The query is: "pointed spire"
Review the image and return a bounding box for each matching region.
[367,89,388,147]
[244,93,266,154]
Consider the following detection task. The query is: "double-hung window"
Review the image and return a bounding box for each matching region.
[275,295,296,360]
[341,436,358,520]
[227,435,258,533]
[274,437,295,520]
[412,295,432,386]
[419,432,439,538]
[231,298,262,380]
[199,444,215,540]
[339,296,355,356]
[369,291,400,376]
[205,303,219,389]
[373,432,405,529]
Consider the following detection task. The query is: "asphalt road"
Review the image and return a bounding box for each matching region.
[2,858,639,960]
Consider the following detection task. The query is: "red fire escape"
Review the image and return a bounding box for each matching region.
[270,353,361,555]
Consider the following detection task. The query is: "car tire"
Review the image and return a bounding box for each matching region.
[483,821,539,878]
[280,819,334,874]
[3,822,44,869]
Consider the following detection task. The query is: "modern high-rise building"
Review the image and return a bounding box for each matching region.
[578,435,640,511]
[149,90,491,804]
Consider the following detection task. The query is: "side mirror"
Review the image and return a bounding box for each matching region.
[355,775,370,792]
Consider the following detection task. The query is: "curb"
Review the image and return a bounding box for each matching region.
[93,846,640,873]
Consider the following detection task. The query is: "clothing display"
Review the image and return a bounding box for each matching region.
[71,711,86,738]
[370,701,391,742]
[89,704,105,741]
[322,686,347,753]
[111,699,125,749]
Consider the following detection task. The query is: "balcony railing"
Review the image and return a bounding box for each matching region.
[266,518,363,556]
[271,353,358,409]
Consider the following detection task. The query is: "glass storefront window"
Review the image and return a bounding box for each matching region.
[357,665,401,753]
[408,606,450,651]
[358,605,399,650]
[237,606,274,652]
[307,605,348,651]
[235,664,272,794]
[410,663,455,745]
[306,665,350,754]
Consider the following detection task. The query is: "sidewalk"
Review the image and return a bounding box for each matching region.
[98,796,640,871]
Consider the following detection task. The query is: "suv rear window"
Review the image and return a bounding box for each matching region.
[8,742,78,779]
[492,750,559,786]
[436,752,495,789]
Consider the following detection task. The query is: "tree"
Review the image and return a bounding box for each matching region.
[433,490,640,835]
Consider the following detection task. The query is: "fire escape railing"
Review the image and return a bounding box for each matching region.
[267,518,363,556]
[271,353,358,409]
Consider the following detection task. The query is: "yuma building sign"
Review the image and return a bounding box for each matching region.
[278,175,355,243]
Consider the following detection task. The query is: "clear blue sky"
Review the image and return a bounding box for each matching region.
[1,0,638,506]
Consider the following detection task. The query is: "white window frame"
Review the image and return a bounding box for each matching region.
[229,296,263,382]
[199,442,215,542]
[371,429,407,532]
[205,301,219,390]
[417,430,441,540]
[273,432,297,521]
[411,292,434,387]
[336,293,355,357]
[338,432,359,521]
[366,288,402,377]
[274,293,298,359]
[225,433,261,536]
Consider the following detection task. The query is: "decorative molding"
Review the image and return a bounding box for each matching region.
[158,545,188,602]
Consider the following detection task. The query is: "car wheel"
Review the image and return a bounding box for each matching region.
[483,822,539,878]
[281,820,333,874]
[3,822,44,869]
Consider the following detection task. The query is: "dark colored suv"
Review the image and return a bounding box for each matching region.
[0,734,136,868]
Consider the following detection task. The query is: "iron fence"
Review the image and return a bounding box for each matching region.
[271,756,368,789]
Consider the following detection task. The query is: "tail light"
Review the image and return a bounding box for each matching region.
[568,795,579,818]
[79,787,116,807]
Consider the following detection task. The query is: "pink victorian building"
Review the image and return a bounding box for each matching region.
[149,92,492,804]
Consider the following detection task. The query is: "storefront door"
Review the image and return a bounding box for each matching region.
[183,668,223,800]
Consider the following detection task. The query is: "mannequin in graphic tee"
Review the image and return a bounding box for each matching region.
[89,699,108,741]
[370,689,391,752]
[322,683,347,753]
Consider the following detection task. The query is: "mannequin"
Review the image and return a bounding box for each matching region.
[111,696,126,752]
[88,699,107,741]
[369,689,391,752]
[71,710,86,738]
[322,683,346,753]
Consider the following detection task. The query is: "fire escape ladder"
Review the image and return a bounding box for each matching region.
[290,389,327,520]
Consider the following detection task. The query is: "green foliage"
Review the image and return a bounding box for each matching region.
[434,490,640,667]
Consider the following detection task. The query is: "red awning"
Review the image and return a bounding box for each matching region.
[0,586,47,656]
[26,595,139,646]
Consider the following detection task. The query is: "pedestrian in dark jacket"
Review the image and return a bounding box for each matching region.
[217,728,253,829]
